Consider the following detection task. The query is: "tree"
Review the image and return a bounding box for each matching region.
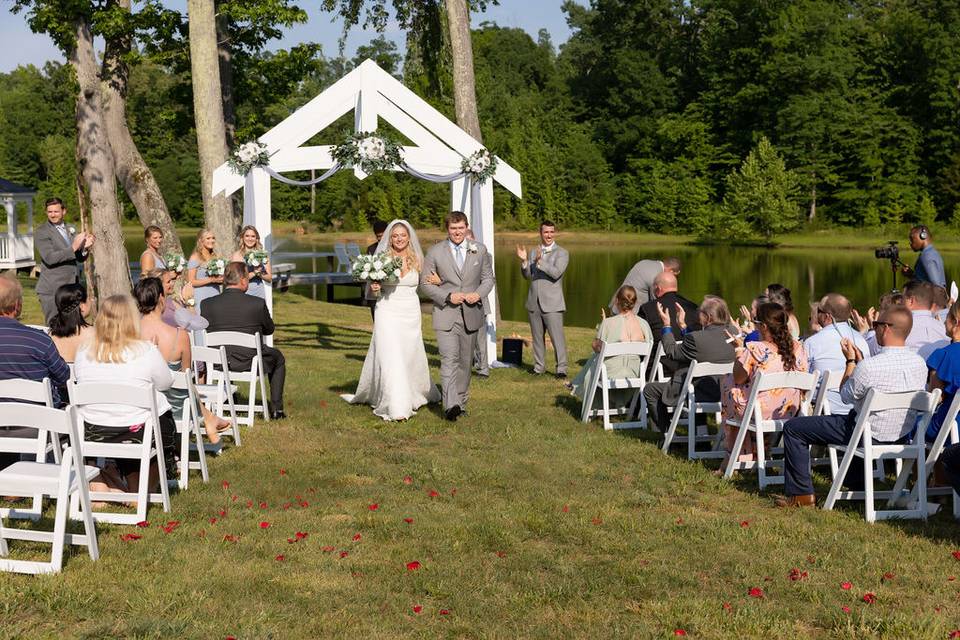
[444,0,481,141]
[723,136,801,240]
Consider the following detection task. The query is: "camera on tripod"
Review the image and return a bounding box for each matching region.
[875,241,899,262]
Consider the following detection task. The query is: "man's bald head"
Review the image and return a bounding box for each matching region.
[818,293,852,323]
[653,271,678,296]
[878,305,913,345]
[0,275,22,318]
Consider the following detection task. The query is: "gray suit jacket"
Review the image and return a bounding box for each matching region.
[523,244,568,313]
[610,259,663,313]
[660,324,736,404]
[35,221,87,296]
[420,241,495,332]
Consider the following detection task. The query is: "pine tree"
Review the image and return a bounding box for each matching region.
[722,136,801,240]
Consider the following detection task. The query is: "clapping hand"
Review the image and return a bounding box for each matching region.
[725,329,745,350]
[866,306,879,326]
[738,304,754,332]
[840,337,863,363]
[850,308,870,334]
[656,302,671,326]
[674,302,687,330]
[515,245,527,262]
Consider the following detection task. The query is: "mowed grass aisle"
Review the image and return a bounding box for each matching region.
[4,284,960,638]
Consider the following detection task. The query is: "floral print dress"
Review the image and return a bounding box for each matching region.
[721,340,809,424]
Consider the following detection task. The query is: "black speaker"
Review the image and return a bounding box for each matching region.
[501,338,523,366]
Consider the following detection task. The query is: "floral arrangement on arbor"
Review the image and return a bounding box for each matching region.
[460,149,498,184]
[228,141,270,176]
[331,131,403,174]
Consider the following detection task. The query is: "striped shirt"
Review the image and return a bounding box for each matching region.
[0,317,70,395]
[840,346,928,442]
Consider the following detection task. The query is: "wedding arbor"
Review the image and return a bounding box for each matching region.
[212,59,521,363]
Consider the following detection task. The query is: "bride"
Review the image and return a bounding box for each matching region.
[343,219,441,420]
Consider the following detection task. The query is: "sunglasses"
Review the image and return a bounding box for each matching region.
[872,320,893,330]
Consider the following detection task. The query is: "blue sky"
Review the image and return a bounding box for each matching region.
[0,0,574,73]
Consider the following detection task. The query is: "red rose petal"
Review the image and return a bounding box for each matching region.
[299,500,309,508]
[841,581,853,590]
[339,551,349,558]
[412,605,423,614]
[353,533,362,542]
[952,551,960,561]
[120,533,141,541]
[368,503,379,511]
[321,545,335,552]
[246,500,253,508]
[740,520,749,527]
[950,576,957,582]
[561,504,570,513]
[403,476,413,485]
[295,531,308,540]
[282,502,291,510]
[226,636,236,640]
[674,631,687,637]
[218,508,227,517]
[949,630,960,639]
[223,534,238,543]
[279,469,287,476]
[136,520,150,528]
[275,554,285,561]
[882,571,895,582]
[428,489,440,498]
[748,587,764,598]
[231,494,238,502]
[209,517,218,524]
[862,592,876,604]
[676,518,684,525]
[806,555,816,564]
[591,517,603,526]
[841,606,851,614]
[788,568,809,581]
[495,551,506,558]
[221,480,230,489]
[450,488,457,496]
[439,609,450,615]
[722,602,732,611]
[406,561,421,571]
[403,517,414,524]
[259,502,268,509]
[259,521,270,529]
[161,520,180,534]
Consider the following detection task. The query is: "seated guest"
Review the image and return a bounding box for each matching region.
[570,286,652,408]
[765,284,801,339]
[720,302,808,469]
[738,295,769,343]
[150,268,208,332]
[638,271,700,377]
[903,279,948,358]
[803,293,870,415]
[48,283,93,363]
[933,285,950,322]
[135,277,231,443]
[201,261,287,419]
[853,292,905,356]
[73,294,177,494]
[643,295,736,432]
[923,301,960,444]
[610,257,681,312]
[0,275,71,469]
[776,306,926,507]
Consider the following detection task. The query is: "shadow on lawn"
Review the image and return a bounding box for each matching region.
[277,322,370,350]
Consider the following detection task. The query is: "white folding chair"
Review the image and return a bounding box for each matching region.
[190,344,241,445]
[0,377,61,520]
[581,341,652,431]
[0,404,99,574]
[334,243,351,272]
[170,370,209,490]
[812,369,844,417]
[204,331,270,427]
[345,242,361,259]
[823,388,940,522]
[923,391,960,519]
[723,370,820,489]
[67,380,171,525]
[661,361,734,460]
[647,342,667,383]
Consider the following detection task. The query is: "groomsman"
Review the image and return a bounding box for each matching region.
[467,229,492,377]
[517,220,568,378]
[35,197,94,322]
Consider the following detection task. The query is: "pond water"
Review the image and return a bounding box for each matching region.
[126,236,957,330]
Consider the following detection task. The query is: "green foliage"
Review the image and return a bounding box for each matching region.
[721,137,802,240]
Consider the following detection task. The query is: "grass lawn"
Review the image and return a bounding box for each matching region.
[3,279,960,638]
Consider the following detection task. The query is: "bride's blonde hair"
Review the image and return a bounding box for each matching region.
[388,222,421,272]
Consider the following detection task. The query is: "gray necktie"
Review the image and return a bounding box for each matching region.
[56,224,70,245]
[455,244,464,269]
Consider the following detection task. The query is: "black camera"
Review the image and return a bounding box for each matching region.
[875,241,899,261]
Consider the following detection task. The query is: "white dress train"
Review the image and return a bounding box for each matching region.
[343,269,440,420]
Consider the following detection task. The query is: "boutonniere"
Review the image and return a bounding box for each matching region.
[467,242,479,253]
[68,226,76,235]
[542,245,555,254]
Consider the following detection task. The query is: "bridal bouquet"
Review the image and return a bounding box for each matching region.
[205,258,227,277]
[163,252,187,273]
[352,252,403,297]
[244,249,270,270]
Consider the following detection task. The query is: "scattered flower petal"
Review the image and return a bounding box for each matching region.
[231,494,238,502]
[495,551,506,558]
[788,568,809,581]
[223,534,238,543]
[209,517,218,524]
[428,489,440,498]
[279,469,287,476]
[259,521,270,529]
[319,400,328,409]
[722,602,732,612]
[676,518,684,525]
[353,533,362,542]
[120,533,141,541]
[953,551,960,561]
[740,520,749,527]
[439,609,450,616]
[283,502,291,510]
[862,592,876,604]
[162,521,181,534]
[450,488,457,496]
[136,520,150,528]
[841,606,851,614]
[403,476,413,485]
[412,605,423,614]
[403,518,414,524]
[882,572,895,582]
[561,504,570,513]
[841,581,853,590]
[949,630,960,639]
[299,500,309,508]
[339,551,349,558]
[368,503,379,511]
[259,502,268,509]
[406,561,421,571]
[674,631,687,637]
[275,554,285,562]
[321,545,335,552]
[591,517,603,526]
[246,500,253,508]
[221,480,230,489]
[218,508,227,517]
[295,531,308,540]
[806,555,816,564]
[748,587,764,599]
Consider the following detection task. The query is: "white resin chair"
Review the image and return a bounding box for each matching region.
[0,404,99,574]
[67,380,171,525]
[581,341,652,431]
[922,391,960,519]
[811,369,844,417]
[170,370,209,490]
[647,342,667,383]
[203,331,269,427]
[190,344,241,446]
[823,388,940,522]
[660,360,734,460]
[345,242,362,259]
[334,243,352,272]
[723,370,819,489]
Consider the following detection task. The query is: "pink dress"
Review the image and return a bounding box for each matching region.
[721,340,809,424]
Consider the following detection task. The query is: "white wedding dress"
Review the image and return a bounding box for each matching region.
[343,269,441,420]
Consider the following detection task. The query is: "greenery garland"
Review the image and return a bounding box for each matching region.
[331,131,403,174]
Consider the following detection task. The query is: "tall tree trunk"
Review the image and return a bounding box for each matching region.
[70,16,132,299]
[444,0,482,143]
[215,2,236,148]
[188,0,238,253]
[808,182,817,222]
[101,0,182,255]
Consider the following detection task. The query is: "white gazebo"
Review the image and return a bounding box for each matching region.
[212,59,522,363]
[0,178,36,270]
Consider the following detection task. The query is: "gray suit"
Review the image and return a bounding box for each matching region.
[420,241,495,411]
[610,259,663,313]
[523,244,568,374]
[35,221,87,322]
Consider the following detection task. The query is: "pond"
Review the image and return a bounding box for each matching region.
[126,235,956,330]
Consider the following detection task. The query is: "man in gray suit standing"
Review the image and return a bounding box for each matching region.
[517,220,569,377]
[420,211,495,421]
[35,197,94,322]
[609,256,681,313]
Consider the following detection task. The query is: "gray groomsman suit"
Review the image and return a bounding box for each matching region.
[609,259,664,313]
[35,221,87,322]
[420,240,495,411]
[522,243,568,375]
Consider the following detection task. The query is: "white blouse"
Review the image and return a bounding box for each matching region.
[74,341,173,426]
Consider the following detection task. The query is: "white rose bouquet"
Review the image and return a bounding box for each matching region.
[228,141,270,176]
[163,252,187,273]
[244,249,270,272]
[461,149,499,184]
[351,252,403,298]
[332,131,402,174]
[205,258,227,277]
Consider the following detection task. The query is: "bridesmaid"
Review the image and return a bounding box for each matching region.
[187,229,223,314]
[140,225,165,276]
[231,225,272,300]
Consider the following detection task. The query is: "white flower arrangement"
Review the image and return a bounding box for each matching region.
[228,141,271,176]
[205,258,227,277]
[332,131,402,174]
[163,252,187,273]
[351,252,403,285]
[460,149,498,184]
[185,298,196,307]
[244,249,270,269]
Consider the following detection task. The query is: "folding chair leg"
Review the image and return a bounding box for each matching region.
[864,453,876,523]
[179,426,190,491]
[723,423,750,479]
[601,385,612,431]
[756,430,768,488]
[0,516,8,557]
[661,400,684,454]
[824,446,858,511]
[76,468,99,561]
[49,485,70,574]
[258,362,270,422]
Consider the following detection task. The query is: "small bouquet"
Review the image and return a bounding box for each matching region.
[461,149,498,184]
[351,252,403,298]
[205,258,227,277]
[163,252,187,273]
[244,249,270,271]
[228,140,270,176]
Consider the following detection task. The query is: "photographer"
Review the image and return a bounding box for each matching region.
[905,225,946,288]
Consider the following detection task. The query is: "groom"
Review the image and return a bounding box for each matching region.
[420,211,495,421]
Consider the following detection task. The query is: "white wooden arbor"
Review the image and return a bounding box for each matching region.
[212,59,522,363]
[0,178,36,270]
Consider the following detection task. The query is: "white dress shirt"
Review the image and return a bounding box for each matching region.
[803,321,870,415]
[840,346,928,441]
[907,310,949,360]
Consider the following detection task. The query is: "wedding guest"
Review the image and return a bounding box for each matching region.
[73,294,177,494]
[187,229,224,314]
[609,257,681,312]
[517,220,569,378]
[902,279,949,358]
[720,302,808,470]
[48,283,93,364]
[922,301,960,445]
[638,271,700,378]
[35,197,93,322]
[852,292,905,356]
[776,306,925,507]
[643,295,736,432]
[765,284,801,339]
[569,286,652,408]
[140,225,165,275]
[152,268,207,332]
[231,225,272,300]
[803,293,870,415]
[201,262,287,419]
[933,285,950,322]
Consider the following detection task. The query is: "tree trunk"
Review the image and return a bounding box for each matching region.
[215,2,236,148]
[70,17,132,299]
[101,0,182,255]
[808,182,817,222]
[445,0,482,143]
[188,0,238,252]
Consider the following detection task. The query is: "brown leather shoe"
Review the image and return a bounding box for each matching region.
[774,494,816,508]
